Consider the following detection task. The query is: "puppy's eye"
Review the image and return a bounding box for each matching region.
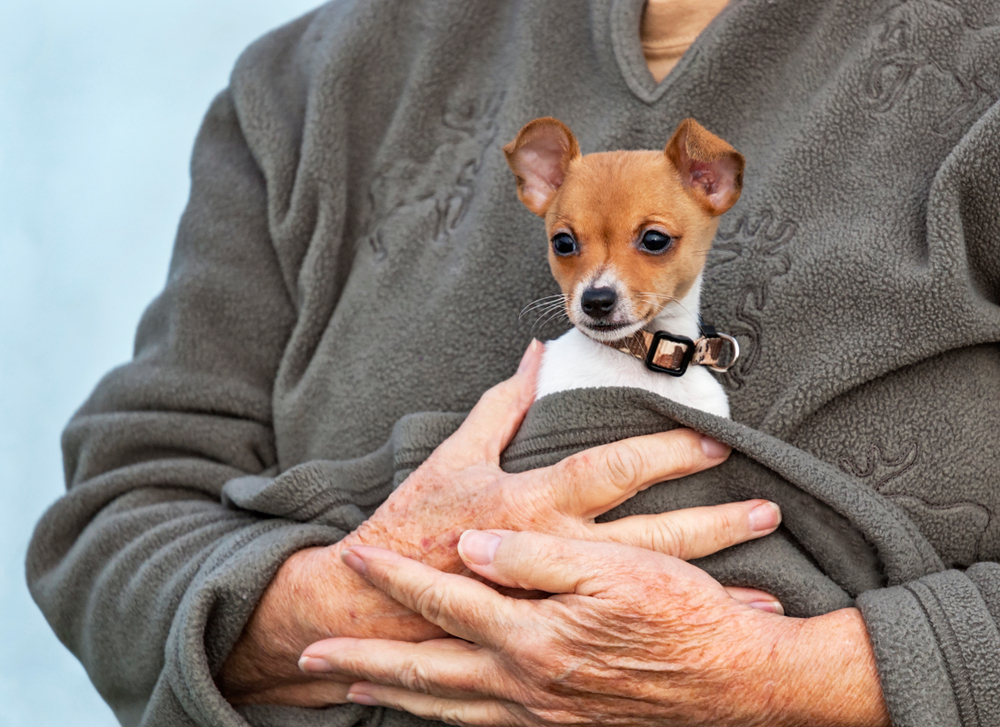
[639,230,673,254]
[551,233,578,256]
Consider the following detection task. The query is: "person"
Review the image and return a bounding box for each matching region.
[26,0,1000,726]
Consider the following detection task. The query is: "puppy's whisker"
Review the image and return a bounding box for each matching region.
[638,293,677,301]
[670,298,699,323]
[524,293,566,305]
[519,294,567,320]
[520,293,565,309]
[528,311,563,332]
[637,293,701,327]
[526,300,570,332]
[539,306,569,326]
[528,300,565,316]
[531,308,569,334]
[521,303,566,324]
[531,299,566,311]
[530,301,567,320]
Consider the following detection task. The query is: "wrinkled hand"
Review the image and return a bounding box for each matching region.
[345,339,746,573]
[303,531,889,727]
[220,341,777,706]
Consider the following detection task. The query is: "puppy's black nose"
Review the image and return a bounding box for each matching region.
[581,287,617,319]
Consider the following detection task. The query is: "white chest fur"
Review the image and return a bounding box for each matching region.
[536,328,731,418]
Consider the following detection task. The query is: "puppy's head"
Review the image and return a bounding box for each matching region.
[504,117,744,341]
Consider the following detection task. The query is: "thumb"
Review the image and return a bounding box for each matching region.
[458,529,652,596]
[436,339,542,465]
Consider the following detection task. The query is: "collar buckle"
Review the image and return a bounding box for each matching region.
[645,332,695,376]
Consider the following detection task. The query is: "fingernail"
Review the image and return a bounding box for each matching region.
[459,530,501,565]
[749,502,781,532]
[298,655,333,673]
[700,435,729,459]
[748,600,785,616]
[347,690,380,706]
[518,339,539,374]
[341,549,368,576]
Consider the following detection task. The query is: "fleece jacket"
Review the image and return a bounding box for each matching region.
[26,0,1000,725]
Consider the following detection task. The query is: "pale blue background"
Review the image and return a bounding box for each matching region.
[0,1,322,723]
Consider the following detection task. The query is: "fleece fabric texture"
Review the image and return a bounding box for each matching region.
[25,0,1000,725]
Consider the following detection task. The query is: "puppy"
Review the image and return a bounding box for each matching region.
[504,118,744,417]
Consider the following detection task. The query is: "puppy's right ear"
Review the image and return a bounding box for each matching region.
[503,118,580,217]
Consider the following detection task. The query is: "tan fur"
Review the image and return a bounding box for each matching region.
[544,151,717,324]
[504,118,744,332]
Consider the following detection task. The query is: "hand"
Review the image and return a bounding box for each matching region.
[220,340,772,705]
[303,531,890,727]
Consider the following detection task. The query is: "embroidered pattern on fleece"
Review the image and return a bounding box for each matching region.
[359,91,505,261]
[841,439,992,565]
[864,0,1000,136]
[840,440,921,491]
[704,210,795,390]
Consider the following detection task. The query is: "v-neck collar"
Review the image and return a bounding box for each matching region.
[609,0,739,105]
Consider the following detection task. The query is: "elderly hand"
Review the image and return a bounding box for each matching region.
[220,340,778,705]
[301,531,890,727]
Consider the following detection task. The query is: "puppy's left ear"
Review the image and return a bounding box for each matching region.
[503,117,581,217]
[665,119,745,216]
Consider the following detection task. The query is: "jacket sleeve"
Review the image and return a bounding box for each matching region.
[24,33,348,727]
[858,566,1000,727]
[856,100,1000,727]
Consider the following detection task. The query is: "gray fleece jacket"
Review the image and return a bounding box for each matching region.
[26,0,1000,725]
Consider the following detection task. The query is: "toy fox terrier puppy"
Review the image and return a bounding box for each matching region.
[504,117,744,417]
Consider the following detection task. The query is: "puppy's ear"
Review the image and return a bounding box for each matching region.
[665,119,745,216]
[503,117,581,217]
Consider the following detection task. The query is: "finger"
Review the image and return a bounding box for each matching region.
[438,339,542,465]
[348,684,518,727]
[232,677,352,708]
[341,546,514,647]
[590,500,781,560]
[724,586,785,615]
[300,637,499,700]
[458,529,647,595]
[544,428,731,518]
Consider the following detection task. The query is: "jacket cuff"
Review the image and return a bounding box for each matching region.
[153,520,345,726]
[857,569,1000,727]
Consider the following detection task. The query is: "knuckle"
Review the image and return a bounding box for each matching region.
[437,704,468,726]
[554,452,590,484]
[650,518,687,556]
[547,456,592,513]
[601,444,646,490]
[399,657,435,694]
[712,507,744,543]
[504,622,584,693]
[505,629,550,672]
[412,581,449,624]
